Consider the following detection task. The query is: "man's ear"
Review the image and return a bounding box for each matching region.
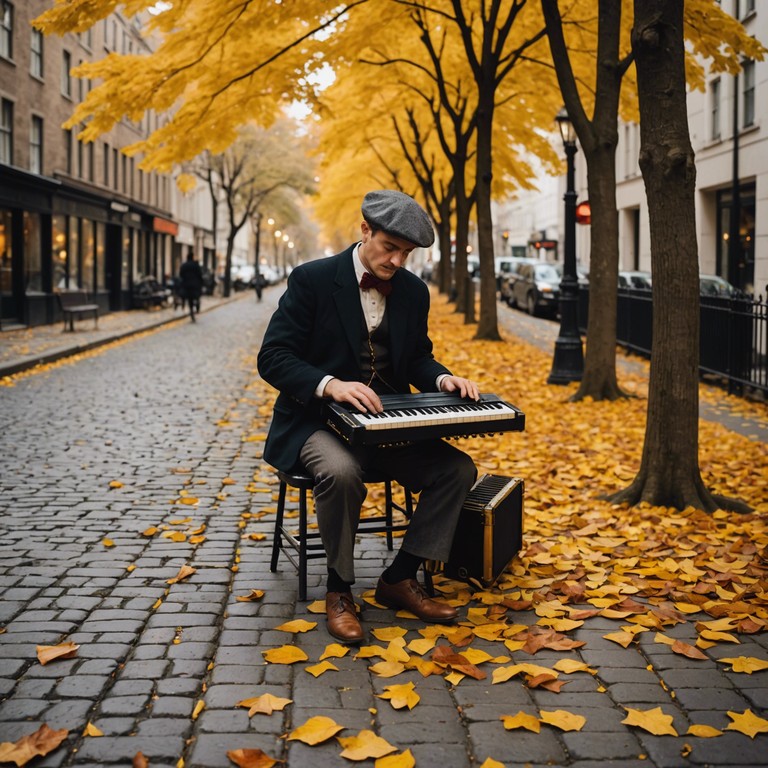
[361,220,372,241]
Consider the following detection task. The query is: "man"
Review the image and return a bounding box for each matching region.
[179,254,204,321]
[257,190,478,643]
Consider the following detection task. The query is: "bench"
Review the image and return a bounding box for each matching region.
[132,277,171,310]
[56,290,99,332]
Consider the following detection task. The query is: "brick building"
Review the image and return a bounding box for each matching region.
[0,1,213,328]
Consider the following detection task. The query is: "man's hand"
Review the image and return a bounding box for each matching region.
[323,379,383,413]
[439,375,480,401]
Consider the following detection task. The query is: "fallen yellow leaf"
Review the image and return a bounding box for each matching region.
[376,681,420,710]
[337,730,397,760]
[500,711,541,732]
[305,660,338,677]
[622,706,678,736]
[236,693,292,716]
[262,645,308,665]
[287,715,344,745]
[725,709,768,738]
[273,619,317,633]
[539,709,586,732]
[375,749,416,768]
[718,656,768,674]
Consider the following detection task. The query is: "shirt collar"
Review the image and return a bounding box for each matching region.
[353,242,367,285]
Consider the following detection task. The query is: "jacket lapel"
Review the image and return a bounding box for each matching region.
[333,247,366,360]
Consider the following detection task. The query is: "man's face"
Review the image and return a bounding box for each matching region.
[360,220,416,281]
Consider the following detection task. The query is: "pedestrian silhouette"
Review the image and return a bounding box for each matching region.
[179,254,204,322]
[254,270,266,302]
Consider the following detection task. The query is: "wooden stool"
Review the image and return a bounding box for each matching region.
[270,469,417,600]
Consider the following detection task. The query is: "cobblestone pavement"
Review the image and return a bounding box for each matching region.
[0,288,766,768]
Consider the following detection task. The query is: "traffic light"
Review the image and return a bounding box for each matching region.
[575,200,591,225]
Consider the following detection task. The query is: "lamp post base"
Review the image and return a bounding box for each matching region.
[547,336,584,384]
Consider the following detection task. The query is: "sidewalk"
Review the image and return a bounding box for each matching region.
[0,292,245,379]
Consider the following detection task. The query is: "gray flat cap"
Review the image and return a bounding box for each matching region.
[362,190,435,248]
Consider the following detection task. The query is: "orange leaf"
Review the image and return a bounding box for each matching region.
[36,642,79,666]
[236,589,265,602]
[226,748,280,768]
[0,724,68,766]
[431,645,486,680]
[671,640,708,660]
[167,565,196,584]
[133,752,149,768]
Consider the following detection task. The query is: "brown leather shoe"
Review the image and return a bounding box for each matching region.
[375,577,458,624]
[325,591,364,644]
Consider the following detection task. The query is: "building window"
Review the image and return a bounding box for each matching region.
[103,142,109,185]
[63,128,72,174]
[710,78,721,140]
[87,142,94,182]
[62,50,73,98]
[112,147,118,190]
[0,99,12,165]
[742,60,755,128]
[743,0,755,17]
[30,28,44,78]
[0,1,12,60]
[24,211,42,293]
[30,116,43,174]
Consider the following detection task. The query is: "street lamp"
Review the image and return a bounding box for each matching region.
[547,107,584,385]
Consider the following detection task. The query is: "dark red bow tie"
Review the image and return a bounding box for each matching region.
[360,271,393,296]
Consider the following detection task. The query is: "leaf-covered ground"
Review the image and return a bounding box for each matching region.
[3,293,766,767]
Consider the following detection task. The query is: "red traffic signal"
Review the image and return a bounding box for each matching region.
[576,200,591,225]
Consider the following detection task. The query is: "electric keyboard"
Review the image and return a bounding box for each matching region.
[323,392,525,448]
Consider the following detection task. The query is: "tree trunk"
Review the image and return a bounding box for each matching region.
[575,141,625,400]
[608,0,749,513]
[474,86,501,341]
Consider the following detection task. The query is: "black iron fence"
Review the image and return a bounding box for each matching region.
[577,288,768,396]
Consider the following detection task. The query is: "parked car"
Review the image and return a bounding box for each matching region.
[699,274,748,298]
[618,270,652,290]
[510,261,562,316]
[499,257,537,306]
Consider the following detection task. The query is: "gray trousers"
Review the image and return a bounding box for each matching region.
[299,429,477,584]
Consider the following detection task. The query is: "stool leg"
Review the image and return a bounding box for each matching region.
[384,481,394,550]
[422,564,434,597]
[298,487,309,601]
[270,481,288,572]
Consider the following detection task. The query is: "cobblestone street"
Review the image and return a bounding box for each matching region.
[0,291,766,768]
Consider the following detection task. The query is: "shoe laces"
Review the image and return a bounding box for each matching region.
[332,593,356,614]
